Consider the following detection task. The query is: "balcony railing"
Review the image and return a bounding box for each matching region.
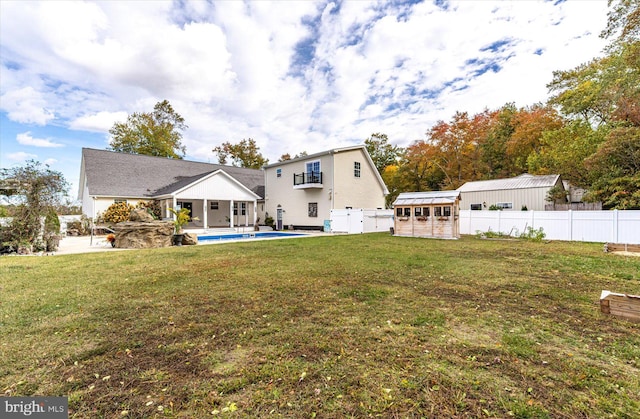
[293,171,323,188]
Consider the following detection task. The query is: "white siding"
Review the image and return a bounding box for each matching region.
[333,149,386,210]
[175,173,256,201]
[265,154,334,227]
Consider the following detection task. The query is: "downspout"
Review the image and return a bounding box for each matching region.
[331,150,335,209]
[90,196,96,245]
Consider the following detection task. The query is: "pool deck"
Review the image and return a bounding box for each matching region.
[54,229,327,255]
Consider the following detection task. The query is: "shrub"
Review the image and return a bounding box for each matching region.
[136,200,161,219]
[519,226,546,242]
[101,202,135,224]
[44,208,61,251]
[66,215,91,236]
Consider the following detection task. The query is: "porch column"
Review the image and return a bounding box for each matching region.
[203,199,208,230]
[244,202,249,227]
[229,199,234,228]
[253,199,258,227]
[172,196,177,221]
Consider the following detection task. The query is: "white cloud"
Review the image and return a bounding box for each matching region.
[0,87,55,125]
[0,0,610,167]
[17,131,64,148]
[69,111,128,133]
[7,151,38,162]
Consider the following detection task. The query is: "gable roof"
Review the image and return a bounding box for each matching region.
[393,191,460,206]
[80,148,264,199]
[457,174,560,193]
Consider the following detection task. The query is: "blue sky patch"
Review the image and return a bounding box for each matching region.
[480,38,513,53]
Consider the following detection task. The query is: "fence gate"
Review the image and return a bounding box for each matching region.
[330,209,394,234]
[330,209,363,234]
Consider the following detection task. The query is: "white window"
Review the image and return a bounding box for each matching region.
[443,206,451,217]
[496,202,513,210]
[210,201,219,210]
[306,160,321,182]
[276,168,282,178]
[241,202,246,215]
[354,161,361,178]
[470,203,482,210]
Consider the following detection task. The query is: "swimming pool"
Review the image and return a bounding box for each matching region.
[198,231,307,243]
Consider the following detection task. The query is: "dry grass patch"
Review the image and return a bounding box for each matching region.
[1,234,639,417]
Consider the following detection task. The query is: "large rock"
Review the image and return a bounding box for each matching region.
[129,208,155,222]
[182,232,198,245]
[113,221,173,249]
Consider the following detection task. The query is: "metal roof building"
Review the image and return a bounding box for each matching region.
[456,174,564,211]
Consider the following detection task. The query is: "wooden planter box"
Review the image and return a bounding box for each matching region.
[600,290,640,322]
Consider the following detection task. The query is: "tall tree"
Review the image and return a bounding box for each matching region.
[364,133,402,175]
[427,111,486,188]
[480,103,517,178]
[109,100,187,159]
[506,104,565,174]
[212,138,269,169]
[601,0,640,46]
[527,120,606,187]
[397,140,446,192]
[0,161,69,251]
[278,151,308,162]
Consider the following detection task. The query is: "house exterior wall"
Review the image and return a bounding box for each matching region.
[459,182,561,212]
[333,149,386,210]
[264,154,335,228]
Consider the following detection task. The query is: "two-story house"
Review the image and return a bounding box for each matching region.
[263,146,388,230]
[79,145,388,232]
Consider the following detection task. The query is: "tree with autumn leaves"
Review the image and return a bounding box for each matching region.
[378,0,639,209]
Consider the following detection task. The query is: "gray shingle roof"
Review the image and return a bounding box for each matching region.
[81,148,264,198]
[456,174,560,193]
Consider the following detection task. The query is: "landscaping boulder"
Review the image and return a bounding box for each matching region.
[129,208,155,222]
[113,221,173,249]
[182,232,198,245]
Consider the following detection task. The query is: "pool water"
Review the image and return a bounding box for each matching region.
[198,232,306,242]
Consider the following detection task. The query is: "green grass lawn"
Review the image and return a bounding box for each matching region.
[1,234,639,418]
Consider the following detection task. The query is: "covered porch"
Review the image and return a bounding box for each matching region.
[154,169,263,232]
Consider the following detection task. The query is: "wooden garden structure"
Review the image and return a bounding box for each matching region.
[392,191,461,239]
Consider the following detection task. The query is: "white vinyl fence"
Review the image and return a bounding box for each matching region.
[329,209,394,234]
[460,210,640,244]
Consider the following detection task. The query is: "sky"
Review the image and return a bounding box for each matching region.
[0,0,610,201]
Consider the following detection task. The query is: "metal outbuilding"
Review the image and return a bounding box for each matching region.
[392,191,461,239]
[456,173,564,211]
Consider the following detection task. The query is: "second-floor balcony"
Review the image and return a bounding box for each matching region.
[293,171,323,189]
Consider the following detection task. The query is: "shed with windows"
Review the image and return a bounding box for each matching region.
[457,174,564,211]
[392,191,461,239]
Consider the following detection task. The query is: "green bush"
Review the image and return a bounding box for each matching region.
[43,209,61,252]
